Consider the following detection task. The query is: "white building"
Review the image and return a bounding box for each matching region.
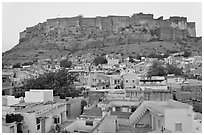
[120,68,136,76]
[24,89,53,103]
[64,109,117,133]
[107,59,119,65]
[130,100,195,133]
[122,73,141,88]
[14,101,67,133]
[2,89,67,133]
[2,96,23,133]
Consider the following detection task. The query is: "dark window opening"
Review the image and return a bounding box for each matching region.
[86,120,93,126]
[54,117,60,124]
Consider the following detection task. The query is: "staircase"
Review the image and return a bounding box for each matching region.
[129,101,148,126]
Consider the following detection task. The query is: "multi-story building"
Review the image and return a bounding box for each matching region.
[64,107,117,133]
[2,89,89,133]
[87,73,110,89]
[107,75,123,89]
[2,72,14,96]
[130,100,195,133]
[122,73,141,89]
[123,75,172,111]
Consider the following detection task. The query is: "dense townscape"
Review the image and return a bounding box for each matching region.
[2,12,202,133]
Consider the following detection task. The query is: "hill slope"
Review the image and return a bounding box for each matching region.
[2,14,202,65]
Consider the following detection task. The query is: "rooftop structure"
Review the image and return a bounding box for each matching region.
[24,89,53,103]
[130,100,195,133]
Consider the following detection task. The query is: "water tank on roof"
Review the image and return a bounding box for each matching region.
[5,113,15,123]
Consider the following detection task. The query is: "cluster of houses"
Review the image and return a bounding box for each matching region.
[2,53,202,133]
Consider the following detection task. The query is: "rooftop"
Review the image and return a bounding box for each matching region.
[110,111,132,119]
[81,107,102,118]
[184,79,202,86]
[2,72,13,76]
[10,102,40,107]
[116,125,152,133]
[145,100,192,115]
[14,101,65,114]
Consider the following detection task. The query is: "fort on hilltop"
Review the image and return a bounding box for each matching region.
[20,12,196,42]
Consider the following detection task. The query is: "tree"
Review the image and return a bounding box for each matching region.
[13,63,21,68]
[93,56,107,66]
[23,69,78,96]
[183,50,191,57]
[14,92,22,98]
[60,59,72,68]
[166,64,183,75]
[60,93,66,99]
[80,100,87,115]
[147,61,167,77]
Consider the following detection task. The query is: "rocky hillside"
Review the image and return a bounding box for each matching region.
[2,13,202,65]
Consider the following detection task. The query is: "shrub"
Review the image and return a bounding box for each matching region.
[93,56,107,66]
[60,59,72,68]
[13,63,21,68]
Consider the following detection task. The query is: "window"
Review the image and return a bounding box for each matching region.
[126,80,128,83]
[175,123,182,132]
[36,118,40,130]
[86,120,93,126]
[54,117,60,124]
[115,107,121,112]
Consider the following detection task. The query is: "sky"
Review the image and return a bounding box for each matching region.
[2,2,202,52]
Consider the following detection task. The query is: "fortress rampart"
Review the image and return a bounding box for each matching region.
[19,13,197,41]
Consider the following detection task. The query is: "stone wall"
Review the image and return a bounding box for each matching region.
[81,18,95,27]
[187,22,196,37]
[157,27,188,41]
[19,12,197,44]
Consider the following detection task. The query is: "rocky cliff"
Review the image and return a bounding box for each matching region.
[2,13,201,65]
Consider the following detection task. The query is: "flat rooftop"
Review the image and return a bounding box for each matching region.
[14,101,65,114]
[10,102,40,107]
[2,72,13,76]
[117,125,152,133]
[145,100,191,115]
[81,107,102,117]
[110,111,132,119]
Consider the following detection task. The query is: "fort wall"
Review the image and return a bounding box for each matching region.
[20,13,197,42]
[187,22,196,37]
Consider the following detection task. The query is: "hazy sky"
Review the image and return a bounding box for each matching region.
[2,2,202,52]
